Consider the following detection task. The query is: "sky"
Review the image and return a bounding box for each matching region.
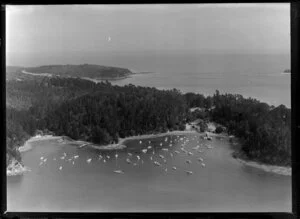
[6,4,290,66]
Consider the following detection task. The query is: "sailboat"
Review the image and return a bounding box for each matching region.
[113,150,124,174]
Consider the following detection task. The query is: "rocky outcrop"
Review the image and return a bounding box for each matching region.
[7,158,31,176]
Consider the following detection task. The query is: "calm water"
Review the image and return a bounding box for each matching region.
[99,53,290,107]
[7,134,291,212]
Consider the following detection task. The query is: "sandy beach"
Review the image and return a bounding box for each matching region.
[236,158,291,176]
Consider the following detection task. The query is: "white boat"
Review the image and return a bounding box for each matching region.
[159,154,165,159]
[87,158,92,163]
[106,155,110,159]
[170,153,173,157]
[74,155,79,159]
[186,160,192,164]
[174,151,180,154]
[198,157,204,162]
[147,146,152,149]
[139,140,142,144]
[154,161,161,166]
[150,156,153,160]
[172,166,177,170]
[128,153,133,156]
[137,155,140,160]
[103,159,106,163]
[192,146,199,150]
[162,148,168,152]
[40,156,44,160]
[201,163,206,167]
[142,149,147,153]
[185,170,193,175]
[126,158,131,163]
[59,166,62,170]
[188,152,193,156]
[114,170,124,174]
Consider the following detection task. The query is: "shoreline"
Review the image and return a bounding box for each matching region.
[14,125,291,177]
[7,158,31,177]
[229,138,291,176]
[18,135,62,153]
[235,157,291,176]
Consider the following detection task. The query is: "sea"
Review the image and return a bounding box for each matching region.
[80,52,290,107]
[7,135,291,212]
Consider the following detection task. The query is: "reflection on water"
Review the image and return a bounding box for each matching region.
[7,134,291,212]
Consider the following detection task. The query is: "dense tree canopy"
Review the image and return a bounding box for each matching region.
[6,77,291,166]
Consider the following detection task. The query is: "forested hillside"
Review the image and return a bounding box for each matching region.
[6,76,291,167]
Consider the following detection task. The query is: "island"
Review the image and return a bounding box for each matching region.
[283,69,291,74]
[8,64,134,81]
[6,69,291,176]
